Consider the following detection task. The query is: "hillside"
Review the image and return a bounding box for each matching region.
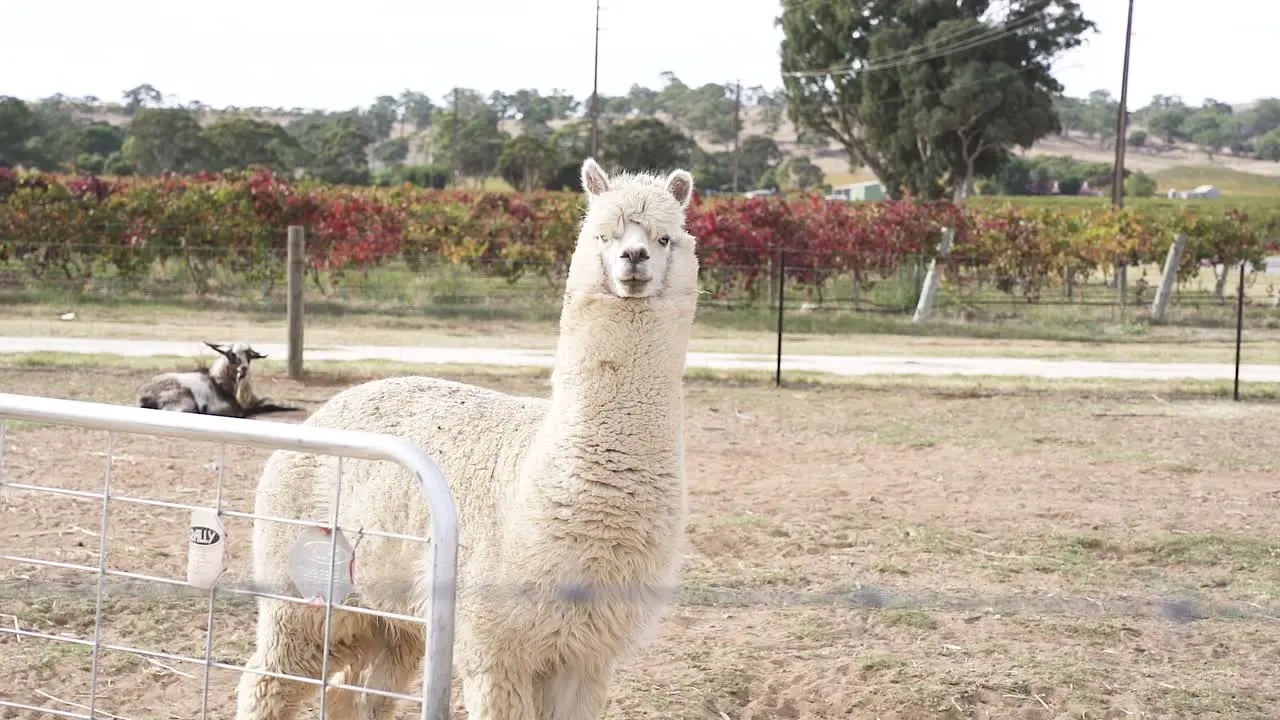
[38,100,1280,195]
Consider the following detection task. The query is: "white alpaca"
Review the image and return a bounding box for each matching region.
[234,158,699,720]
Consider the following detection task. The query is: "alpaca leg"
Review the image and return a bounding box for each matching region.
[320,664,364,720]
[462,664,539,720]
[541,661,615,720]
[235,603,326,720]
[327,622,425,720]
[319,639,381,720]
[318,628,378,720]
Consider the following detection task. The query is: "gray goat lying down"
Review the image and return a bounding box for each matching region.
[136,341,298,418]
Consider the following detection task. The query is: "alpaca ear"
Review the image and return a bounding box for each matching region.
[580,158,610,197]
[666,169,694,208]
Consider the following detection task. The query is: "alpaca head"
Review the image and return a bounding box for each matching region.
[567,158,698,302]
[206,341,266,383]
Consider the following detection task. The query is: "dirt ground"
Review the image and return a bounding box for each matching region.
[3,363,1280,719]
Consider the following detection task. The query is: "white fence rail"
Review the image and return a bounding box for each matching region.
[0,391,459,720]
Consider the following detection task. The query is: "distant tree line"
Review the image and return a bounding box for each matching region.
[0,77,827,195]
[3,25,1280,204]
[1054,92,1280,162]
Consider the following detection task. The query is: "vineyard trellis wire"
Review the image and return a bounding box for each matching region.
[0,391,460,720]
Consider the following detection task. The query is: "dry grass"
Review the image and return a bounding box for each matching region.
[2,360,1280,718]
[5,293,1280,365]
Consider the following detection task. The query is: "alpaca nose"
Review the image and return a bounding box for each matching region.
[621,247,649,265]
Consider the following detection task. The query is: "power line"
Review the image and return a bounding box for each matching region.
[776,61,1086,117]
[844,0,1055,73]
[838,8,1039,70]
[782,2,1053,79]
[790,12,1042,78]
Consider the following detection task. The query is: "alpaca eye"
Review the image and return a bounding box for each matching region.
[658,236,671,247]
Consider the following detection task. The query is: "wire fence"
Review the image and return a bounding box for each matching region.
[4,232,1280,333]
[3,565,1276,624]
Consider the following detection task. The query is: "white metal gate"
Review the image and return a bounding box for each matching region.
[0,391,459,720]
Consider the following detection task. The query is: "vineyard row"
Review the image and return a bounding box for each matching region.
[2,168,1279,302]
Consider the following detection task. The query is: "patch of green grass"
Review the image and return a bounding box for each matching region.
[33,641,92,670]
[869,560,911,576]
[1139,532,1280,570]
[1048,533,1128,562]
[0,419,51,433]
[104,651,145,674]
[674,645,752,706]
[879,608,939,631]
[7,349,1280,410]
[864,419,940,448]
[887,525,1280,600]
[896,524,970,556]
[785,611,835,642]
[860,652,908,673]
[0,351,549,383]
[21,597,101,634]
[1149,165,1280,199]
[1155,686,1270,718]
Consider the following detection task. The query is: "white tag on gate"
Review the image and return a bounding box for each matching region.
[287,526,356,606]
[187,508,226,590]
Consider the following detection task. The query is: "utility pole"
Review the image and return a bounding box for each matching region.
[1111,0,1136,314]
[730,81,742,193]
[451,87,460,187]
[1111,0,1135,208]
[590,0,601,158]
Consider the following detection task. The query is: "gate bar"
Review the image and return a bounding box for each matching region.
[0,392,458,720]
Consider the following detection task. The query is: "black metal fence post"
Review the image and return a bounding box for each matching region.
[1234,260,1246,401]
[775,248,785,388]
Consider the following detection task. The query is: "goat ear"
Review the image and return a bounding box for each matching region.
[665,169,694,209]
[248,350,267,359]
[205,342,228,355]
[580,157,610,197]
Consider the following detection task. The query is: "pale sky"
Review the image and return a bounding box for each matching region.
[4,0,1276,112]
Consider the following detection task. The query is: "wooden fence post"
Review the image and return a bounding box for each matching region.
[1150,232,1188,324]
[912,227,955,323]
[287,225,305,380]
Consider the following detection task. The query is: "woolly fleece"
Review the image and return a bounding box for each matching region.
[235,158,699,720]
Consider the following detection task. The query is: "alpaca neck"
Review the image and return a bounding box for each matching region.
[547,292,694,459]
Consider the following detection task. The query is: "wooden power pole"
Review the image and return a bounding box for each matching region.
[450,87,460,187]
[1111,0,1136,313]
[1111,0,1135,208]
[590,0,601,158]
[730,81,742,193]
